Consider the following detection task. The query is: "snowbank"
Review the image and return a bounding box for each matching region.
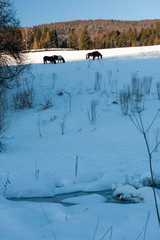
[1,47,160,239]
[24,45,160,64]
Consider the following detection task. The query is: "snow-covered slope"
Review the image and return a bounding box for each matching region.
[25,45,160,64]
[1,46,160,240]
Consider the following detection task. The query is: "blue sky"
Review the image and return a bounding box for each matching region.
[13,0,160,27]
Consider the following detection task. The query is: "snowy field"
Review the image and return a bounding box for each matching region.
[1,45,160,240]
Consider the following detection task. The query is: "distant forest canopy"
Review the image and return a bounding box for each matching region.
[20,19,160,50]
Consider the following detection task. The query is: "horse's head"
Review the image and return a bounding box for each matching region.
[86,54,89,59]
[97,52,102,59]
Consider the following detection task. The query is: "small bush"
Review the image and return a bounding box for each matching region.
[87,100,98,125]
[39,97,53,111]
[156,81,160,100]
[131,74,141,96]
[0,90,7,152]
[119,84,131,116]
[13,78,35,110]
[130,74,146,112]
[60,115,66,135]
[94,72,102,92]
[142,76,152,95]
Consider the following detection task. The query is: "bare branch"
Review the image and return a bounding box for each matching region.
[146,109,160,134]
[130,109,160,225]
[151,140,160,155]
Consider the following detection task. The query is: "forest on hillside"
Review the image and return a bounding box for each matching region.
[20,19,160,50]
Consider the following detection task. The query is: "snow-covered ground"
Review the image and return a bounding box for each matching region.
[1,45,160,239]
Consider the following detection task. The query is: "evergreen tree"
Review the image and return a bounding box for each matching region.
[51,30,58,48]
[139,28,148,46]
[30,27,42,49]
[118,31,128,47]
[68,28,79,49]
[102,30,120,48]
[60,38,68,48]
[148,33,154,46]
[130,28,138,46]
[92,33,103,49]
[80,27,92,50]
[102,32,111,48]
[40,27,51,48]
[155,22,160,39]
[110,30,120,48]
[41,26,49,38]
[101,33,107,48]
[155,21,160,44]
[147,24,156,46]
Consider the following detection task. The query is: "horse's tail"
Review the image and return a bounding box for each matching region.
[86,54,88,59]
[43,56,46,64]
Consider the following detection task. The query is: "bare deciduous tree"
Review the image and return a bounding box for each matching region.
[0,0,25,89]
[130,108,160,225]
[0,0,26,150]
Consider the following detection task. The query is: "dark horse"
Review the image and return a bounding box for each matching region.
[86,51,102,60]
[52,55,65,63]
[43,56,56,64]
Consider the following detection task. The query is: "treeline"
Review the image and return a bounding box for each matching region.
[21,21,160,50]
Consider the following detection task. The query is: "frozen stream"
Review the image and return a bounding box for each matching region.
[8,189,141,206]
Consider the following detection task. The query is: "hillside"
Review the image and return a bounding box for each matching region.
[38,19,160,35]
[21,19,160,50]
[1,46,160,239]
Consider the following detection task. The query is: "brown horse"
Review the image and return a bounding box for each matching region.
[43,56,56,64]
[52,55,65,63]
[86,51,102,60]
